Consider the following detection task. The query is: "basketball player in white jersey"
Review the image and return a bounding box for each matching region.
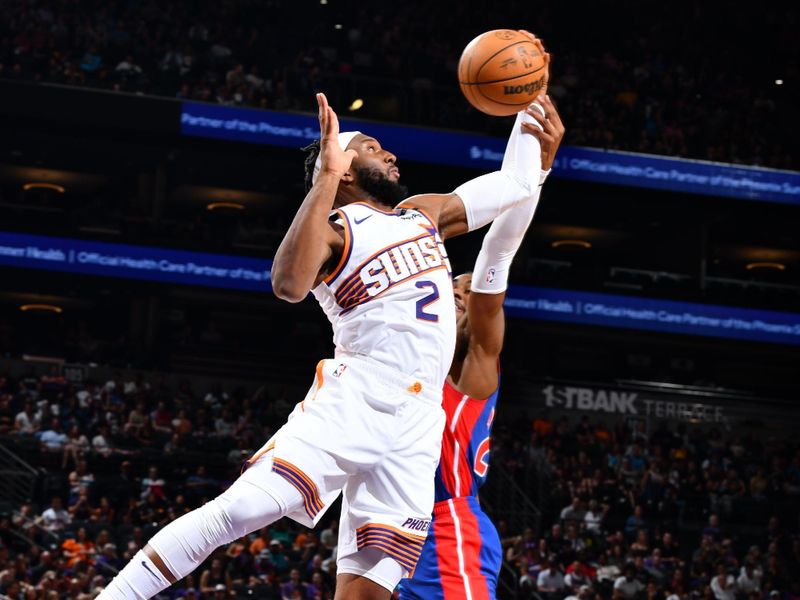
[99,33,549,600]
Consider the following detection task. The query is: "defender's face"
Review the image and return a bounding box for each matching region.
[453,273,472,319]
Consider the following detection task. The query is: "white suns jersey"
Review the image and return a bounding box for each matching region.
[311,201,456,389]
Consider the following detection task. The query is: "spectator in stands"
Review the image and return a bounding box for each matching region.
[584,498,606,534]
[200,558,232,594]
[150,401,173,435]
[564,558,592,592]
[537,556,566,598]
[68,459,96,501]
[68,485,94,521]
[140,465,166,500]
[614,563,646,599]
[172,408,194,437]
[214,407,236,439]
[90,421,110,456]
[38,496,70,533]
[90,496,115,525]
[14,399,40,435]
[737,561,762,596]
[281,568,308,600]
[624,505,647,539]
[62,423,90,468]
[560,497,585,527]
[61,527,96,568]
[39,418,68,454]
[710,562,736,600]
[565,584,593,600]
[703,514,722,541]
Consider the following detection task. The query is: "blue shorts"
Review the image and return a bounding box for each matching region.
[398,496,502,600]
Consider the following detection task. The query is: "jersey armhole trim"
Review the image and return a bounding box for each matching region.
[323,209,354,285]
[405,205,439,232]
[443,373,500,402]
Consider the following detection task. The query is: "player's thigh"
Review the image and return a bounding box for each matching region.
[336,547,406,598]
[332,409,441,573]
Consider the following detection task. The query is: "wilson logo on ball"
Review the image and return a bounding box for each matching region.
[503,77,545,96]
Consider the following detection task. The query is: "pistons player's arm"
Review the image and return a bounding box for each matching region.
[451,94,565,399]
[272,93,357,302]
[453,289,506,400]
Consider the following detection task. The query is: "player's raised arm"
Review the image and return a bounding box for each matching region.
[401,34,551,240]
[271,93,359,302]
[454,94,565,399]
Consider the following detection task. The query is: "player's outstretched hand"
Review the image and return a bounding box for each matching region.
[316,93,358,181]
[518,30,550,94]
[523,94,565,171]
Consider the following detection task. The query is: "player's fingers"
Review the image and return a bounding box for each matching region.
[529,112,546,128]
[527,101,545,116]
[344,149,359,161]
[326,106,340,138]
[522,123,553,143]
[317,93,326,123]
[544,94,565,131]
[518,29,536,42]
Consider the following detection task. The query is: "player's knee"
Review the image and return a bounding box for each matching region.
[211,481,285,540]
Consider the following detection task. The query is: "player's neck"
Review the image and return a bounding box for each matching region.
[335,183,394,211]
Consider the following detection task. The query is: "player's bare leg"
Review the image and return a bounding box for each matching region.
[334,574,392,600]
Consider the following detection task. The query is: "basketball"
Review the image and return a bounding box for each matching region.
[458,29,547,117]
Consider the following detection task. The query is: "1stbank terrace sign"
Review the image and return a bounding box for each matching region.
[541,384,728,424]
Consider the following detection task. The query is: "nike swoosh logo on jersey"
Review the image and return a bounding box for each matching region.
[354,215,373,225]
[141,560,161,581]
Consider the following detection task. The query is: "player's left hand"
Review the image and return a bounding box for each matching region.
[522,94,565,171]
[316,92,359,180]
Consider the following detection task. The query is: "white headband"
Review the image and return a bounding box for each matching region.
[311,131,362,185]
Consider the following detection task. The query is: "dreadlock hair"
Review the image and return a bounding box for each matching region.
[302,139,321,193]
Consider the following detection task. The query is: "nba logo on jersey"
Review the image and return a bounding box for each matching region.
[332,364,347,378]
[485,268,496,284]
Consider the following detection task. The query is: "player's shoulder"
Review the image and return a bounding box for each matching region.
[398,193,455,216]
[339,201,396,219]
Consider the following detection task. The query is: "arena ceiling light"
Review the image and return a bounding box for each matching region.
[551,239,592,249]
[22,182,65,193]
[206,201,245,211]
[775,79,784,86]
[20,303,63,314]
[348,98,364,111]
[745,262,785,271]
[334,23,343,30]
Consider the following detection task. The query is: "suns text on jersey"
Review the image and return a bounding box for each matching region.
[360,234,452,297]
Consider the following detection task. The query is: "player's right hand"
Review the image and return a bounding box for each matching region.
[316,93,358,180]
[523,94,565,171]
[518,30,550,95]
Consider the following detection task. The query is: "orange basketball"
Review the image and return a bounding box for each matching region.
[458,29,547,117]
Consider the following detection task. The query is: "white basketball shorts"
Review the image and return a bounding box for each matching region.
[243,353,445,576]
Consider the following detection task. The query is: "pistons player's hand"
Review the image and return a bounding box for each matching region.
[523,94,565,171]
[316,92,359,180]
[518,30,550,95]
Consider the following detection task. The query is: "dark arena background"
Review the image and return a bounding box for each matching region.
[1,1,799,598]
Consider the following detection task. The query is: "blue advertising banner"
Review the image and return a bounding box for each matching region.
[180,102,800,205]
[504,285,800,346]
[0,231,271,292]
[3,230,799,346]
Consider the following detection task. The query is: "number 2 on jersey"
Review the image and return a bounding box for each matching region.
[415,280,439,322]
